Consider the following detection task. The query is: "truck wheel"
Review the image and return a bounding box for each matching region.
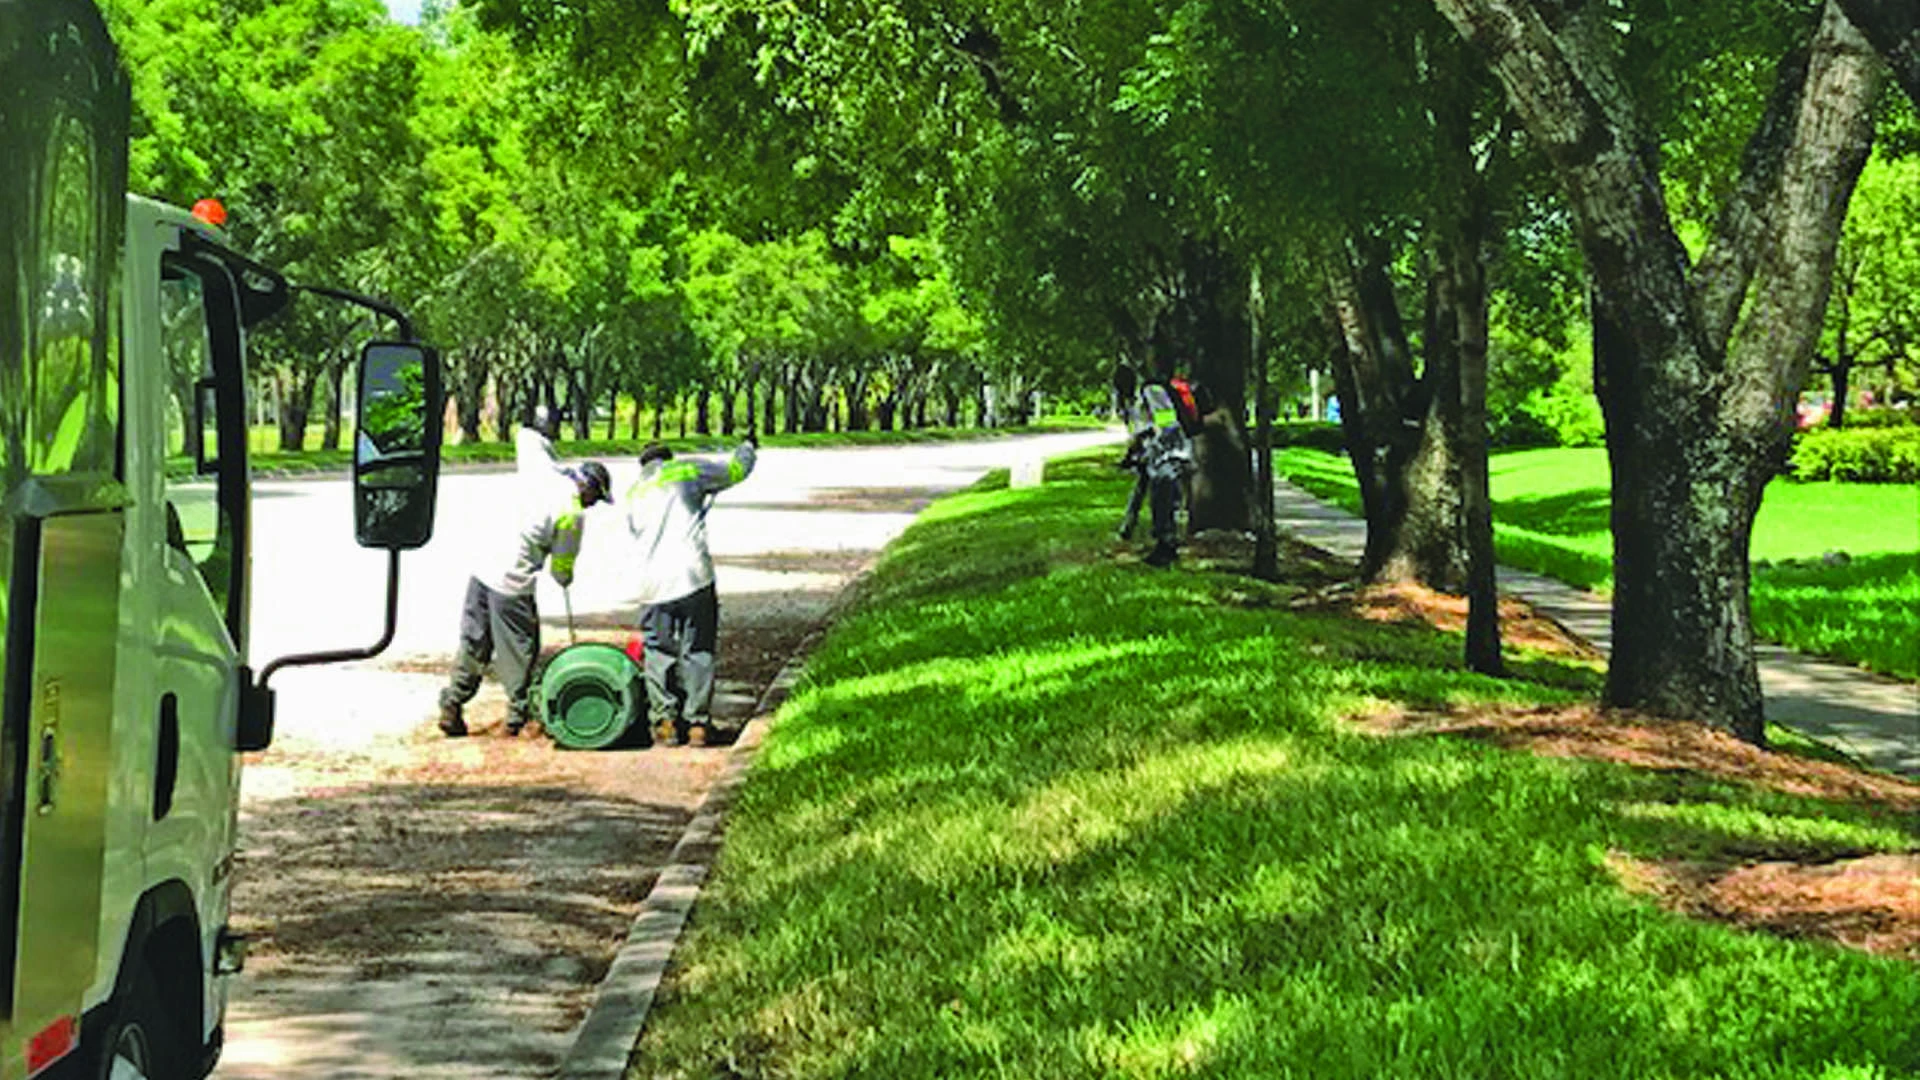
[80,967,180,1080]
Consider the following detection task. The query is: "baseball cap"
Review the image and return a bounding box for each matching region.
[574,461,614,504]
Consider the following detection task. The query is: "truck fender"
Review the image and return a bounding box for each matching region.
[73,881,207,1078]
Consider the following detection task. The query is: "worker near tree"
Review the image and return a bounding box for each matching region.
[624,434,758,746]
[1133,362,1197,567]
[438,433,614,737]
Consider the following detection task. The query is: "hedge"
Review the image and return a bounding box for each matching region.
[1789,425,1920,484]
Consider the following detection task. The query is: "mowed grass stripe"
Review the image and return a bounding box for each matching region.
[627,452,1919,1079]
[1277,446,1920,680]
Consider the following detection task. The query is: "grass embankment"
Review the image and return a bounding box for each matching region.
[630,452,1919,1079]
[188,418,1110,479]
[1277,447,1920,681]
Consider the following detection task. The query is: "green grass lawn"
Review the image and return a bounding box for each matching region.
[628,452,1919,1079]
[1277,447,1920,680]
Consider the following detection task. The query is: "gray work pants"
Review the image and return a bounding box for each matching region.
[639,583,719,728]
[441,577,540,725]
[1119,464,1149,538]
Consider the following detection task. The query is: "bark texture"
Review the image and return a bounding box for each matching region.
[1434,0,1881,741]
[1837,0,1920,107]
[1325,237,1469,590]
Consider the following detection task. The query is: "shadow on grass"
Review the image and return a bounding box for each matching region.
[633,455,1920,1079]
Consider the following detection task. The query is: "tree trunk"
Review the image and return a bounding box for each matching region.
[1828,359,1852,428]
[1436,0,1880,740]
[1250,265,1278,581]
[1430,46,1504,674]
[1326,236,1467,587]
[570,370,591,440]
[606,386,618,440]
[847,374,871,431]
[696,387,711,435]
[320,348,348,451]
[276,369,317,452]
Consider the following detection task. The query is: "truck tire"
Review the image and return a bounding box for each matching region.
[74,965,182,1080]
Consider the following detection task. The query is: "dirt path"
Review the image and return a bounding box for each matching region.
[218,590,823,1080]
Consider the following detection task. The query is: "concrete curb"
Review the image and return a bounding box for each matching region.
[556,653,809,1080]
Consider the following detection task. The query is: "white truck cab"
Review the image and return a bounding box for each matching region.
[2,4,442,1078]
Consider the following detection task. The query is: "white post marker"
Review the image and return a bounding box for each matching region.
[1011,456,1046,488]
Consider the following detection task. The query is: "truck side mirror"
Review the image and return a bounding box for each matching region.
[353,341,441,550]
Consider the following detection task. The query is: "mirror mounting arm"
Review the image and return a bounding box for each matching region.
[240,549,402,753]
[291,283,416,340]
[258,546,403,693]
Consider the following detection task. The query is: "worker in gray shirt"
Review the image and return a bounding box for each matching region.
[624,434,757,746]
[439,433,613,737]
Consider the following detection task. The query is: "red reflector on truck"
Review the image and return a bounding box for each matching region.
[25,1015,77,1076]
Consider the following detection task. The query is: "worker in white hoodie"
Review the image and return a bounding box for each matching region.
[624,433,757,746]
[438,426,614,737]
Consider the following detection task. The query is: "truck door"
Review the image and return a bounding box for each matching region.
[141,245,251,1047]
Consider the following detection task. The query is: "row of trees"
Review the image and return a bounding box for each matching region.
[463,0,1916,746]
[112,0,1918,746]
[102,0,1038,449]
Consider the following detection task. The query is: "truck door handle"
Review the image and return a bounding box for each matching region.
[36,725,60,815]
[155,694,179,820]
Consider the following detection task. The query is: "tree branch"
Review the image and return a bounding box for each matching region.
[1692,37,1814,353]
[1724,2,1883,435]
[1837,0,1920,108]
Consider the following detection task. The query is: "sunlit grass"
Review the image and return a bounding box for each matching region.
[1276,447,1920,679]
[627,453,1920,1080]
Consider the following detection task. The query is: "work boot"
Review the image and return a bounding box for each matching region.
[503,713,528,738]
[437,703,468,738]
[653,718,681,747]
[1144,543,1178,568]
[687,723,709,749]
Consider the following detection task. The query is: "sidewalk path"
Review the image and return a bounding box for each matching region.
[1274,480,1920,778]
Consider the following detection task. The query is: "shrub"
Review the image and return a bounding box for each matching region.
[1834,407,1919,429]
[1789,426,1920,483]
[1272,421,1348,453]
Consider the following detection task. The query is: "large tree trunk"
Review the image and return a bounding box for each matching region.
[1431,42,1504,675]
[696,387,711,435]
[1435,0,1880,741]
[1326,236,1467,588]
